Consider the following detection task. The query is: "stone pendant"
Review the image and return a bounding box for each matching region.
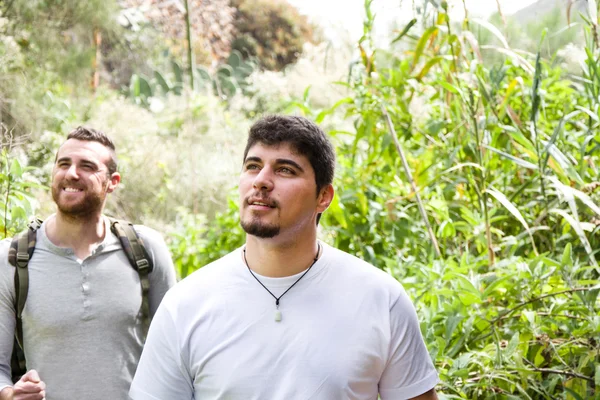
[274,309,282,322]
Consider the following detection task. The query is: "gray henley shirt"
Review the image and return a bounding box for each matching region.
[0,216,177,399]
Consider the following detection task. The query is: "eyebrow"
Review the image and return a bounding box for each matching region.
[56,157,99,168]
[276,158,304,172]
[243,156,305,173]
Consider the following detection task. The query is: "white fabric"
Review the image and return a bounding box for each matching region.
[130,242,438,400]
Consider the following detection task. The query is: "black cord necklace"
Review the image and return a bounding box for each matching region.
[243,243,321,322]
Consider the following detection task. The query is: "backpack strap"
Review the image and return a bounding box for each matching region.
[7,218,42,382]
[109,218,154,335]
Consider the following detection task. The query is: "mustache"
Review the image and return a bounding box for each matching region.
[57,181,85,189]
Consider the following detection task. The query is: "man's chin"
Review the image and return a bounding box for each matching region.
[240,221,280,239]
[56,202,102,219]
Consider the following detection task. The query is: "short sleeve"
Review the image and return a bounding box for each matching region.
[379,288,438,399]
[129,296,193,400]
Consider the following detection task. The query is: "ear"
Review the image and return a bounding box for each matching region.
[316,184,334,213]
[106,172,121,193]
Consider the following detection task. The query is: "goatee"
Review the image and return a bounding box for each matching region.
[241,219,280,238]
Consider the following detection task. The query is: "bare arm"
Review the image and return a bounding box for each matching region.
[409,388,438,400]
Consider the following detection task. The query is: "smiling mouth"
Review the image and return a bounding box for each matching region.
[63,187,84,193]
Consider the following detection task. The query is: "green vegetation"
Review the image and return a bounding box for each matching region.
[1,0,599,398]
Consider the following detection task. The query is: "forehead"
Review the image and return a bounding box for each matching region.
[56,139,112,163]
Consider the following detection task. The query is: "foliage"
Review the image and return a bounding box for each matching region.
[0,128,42,238]
[127,51,259,106]
[168,202,244,279]
[196,50,258,99]
[230,0,316,71]
[0,0,119,134]
[316,2,598,397]
[477,7,582,63]
[2,0,599,397]
[189,1,600,398]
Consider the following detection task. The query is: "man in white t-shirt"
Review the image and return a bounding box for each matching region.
[130,115,439,400]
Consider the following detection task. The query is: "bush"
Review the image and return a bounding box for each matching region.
[230,0,316,71]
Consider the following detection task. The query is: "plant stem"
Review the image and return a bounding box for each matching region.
[4,161,9,238]
[468,89,494,266]
[183,0,194,91]
[382,105,442,258]
[522,359,594,382]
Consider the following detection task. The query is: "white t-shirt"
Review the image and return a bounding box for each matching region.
[129,242,438,400]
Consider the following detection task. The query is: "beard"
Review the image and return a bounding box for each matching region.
[52,185,106,220]
[241,217,280,238]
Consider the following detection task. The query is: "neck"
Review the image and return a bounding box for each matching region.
[244,235,320,278]
[45,212,106,258]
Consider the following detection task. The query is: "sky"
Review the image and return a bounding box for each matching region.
[288,0,539,43]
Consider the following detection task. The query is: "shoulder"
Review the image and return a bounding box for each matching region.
[160,249,241,306]
[132,224,167,247]
[179,249,240,289]
[324,244,403,293]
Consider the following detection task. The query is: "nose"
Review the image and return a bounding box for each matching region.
[65,164,79,180]
[252,166,274,191]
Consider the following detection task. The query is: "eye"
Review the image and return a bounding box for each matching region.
[279,167,295,175]
[245,163,260,171]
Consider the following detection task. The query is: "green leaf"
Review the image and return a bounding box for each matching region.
[327,192,347,229]
[484,145,538,170]
[445,315,463,341]
[482,275,511,298]
[550,177,600,216]
[544,142,583,184]
[227,50,242,68]
[562,243,572,267]
[130,74,140,97]
[10,158,22,179]
[391,18,417,44]
[551,208,597,267]
[196,66,212,81]
[138,76,152,98]
[415,56,452,81]
[172,61,183,84]
[153,71,170,93]
[412,26,439,72]
[506,332,520,358]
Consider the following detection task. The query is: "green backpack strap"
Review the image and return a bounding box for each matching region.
[7,218,42,383]
[109,218,154,335]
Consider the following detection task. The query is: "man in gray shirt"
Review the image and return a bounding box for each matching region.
[0,127,177,399]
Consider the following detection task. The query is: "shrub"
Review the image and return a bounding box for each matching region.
[230,0,316,71]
